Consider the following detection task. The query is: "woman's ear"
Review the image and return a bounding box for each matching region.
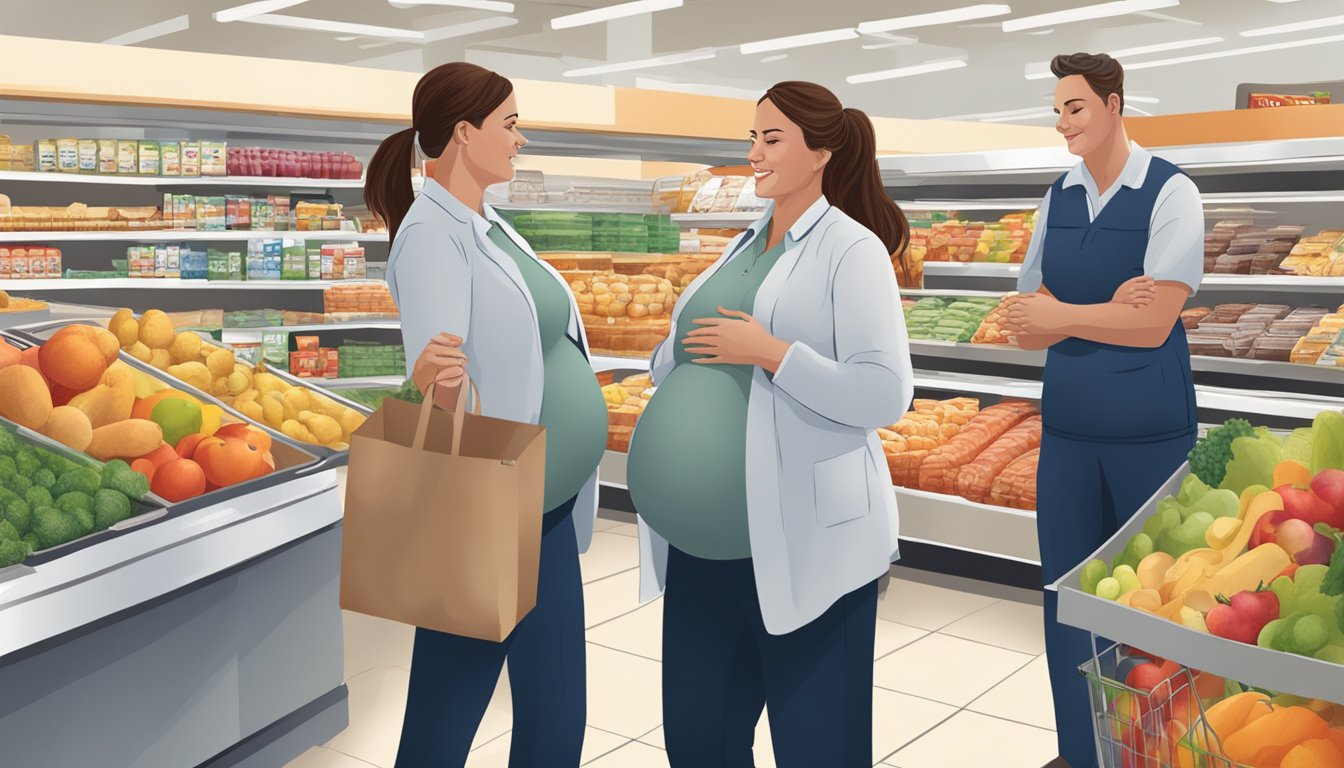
[452,120,473,146]
[813,147,833,172]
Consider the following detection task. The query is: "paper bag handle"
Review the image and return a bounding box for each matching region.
[414,378,481,455]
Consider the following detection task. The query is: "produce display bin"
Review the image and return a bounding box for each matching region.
[1053,461,1344,704]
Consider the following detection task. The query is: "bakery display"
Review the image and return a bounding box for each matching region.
[602,373,653,452]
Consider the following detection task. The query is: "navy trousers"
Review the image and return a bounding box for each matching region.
[661,546,878,768]
[394,497,587,768]
[1036,431,1194,768]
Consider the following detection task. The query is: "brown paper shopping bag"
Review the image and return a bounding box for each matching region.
[340,380,546,641]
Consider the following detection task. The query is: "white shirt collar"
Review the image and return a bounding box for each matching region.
[1062,141,1152,192]
[743,195,832,248]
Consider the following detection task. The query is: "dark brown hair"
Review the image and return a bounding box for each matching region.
[1051,52,1124,113]
[759,82,910,270]
[364,62,513,241]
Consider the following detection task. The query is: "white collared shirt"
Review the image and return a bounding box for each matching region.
[1017,142,1205,294]
[727,195,832,260]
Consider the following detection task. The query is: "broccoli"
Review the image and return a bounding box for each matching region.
[0,520,19,542]
[32,506,80,550]
[94,490,134,530]
[15,449,40,477]
[1189,418,1256,487]
[6,474,32,496]
[41,452,77,477]
[21,533,39,552]
[31,468,56,490]
[53,467,102,498]
[56,492,94,535]
[24,486,53,509]
[0,537,28,569]
[394,377,424,405]
[3,499,31,536]
[0,485,15,505]
[0,428,18,456]
[0,455,16,481]
[102,461,149,500]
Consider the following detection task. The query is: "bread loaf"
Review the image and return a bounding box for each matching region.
[990,448,1040,510]
[918,400,1036,494]
[887,450,928,488]
[955,416,1042,503]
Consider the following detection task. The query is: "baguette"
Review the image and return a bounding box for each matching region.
[917,400,1036,494]
[887,450,928,488]
[990,448,1040,510]
[955,416,1042,503]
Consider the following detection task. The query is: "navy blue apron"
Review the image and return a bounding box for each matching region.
[1035,156,1198,768]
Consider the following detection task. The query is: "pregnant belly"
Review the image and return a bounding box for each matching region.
[537,343,609,511]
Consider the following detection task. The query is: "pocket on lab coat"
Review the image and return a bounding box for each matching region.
[813,446,872,527]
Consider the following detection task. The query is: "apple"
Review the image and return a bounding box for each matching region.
[1277,485,1342,529]
[1309,469,1344,523]
[1276,518,1334,565]
[1251,509,1289,549]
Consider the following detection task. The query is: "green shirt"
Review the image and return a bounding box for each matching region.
[487,224,608,513]
[626,233,789,560]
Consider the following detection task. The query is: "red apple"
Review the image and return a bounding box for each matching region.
[1277,485,1342,529]
[1277,518,1334,565]
[1127,662,1167,694]
[1310,469,1344,522]
[1251,509,1288,548]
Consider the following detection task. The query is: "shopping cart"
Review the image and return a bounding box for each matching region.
[1080,642,1252,768]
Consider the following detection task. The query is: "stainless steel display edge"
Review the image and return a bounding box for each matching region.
[0,307,50,330]
[1053,462,1344,701]
[0,470,340,659]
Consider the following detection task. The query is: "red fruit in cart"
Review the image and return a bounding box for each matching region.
[176,433,208,460]
[1206,588,1280,644]
[1278,486,1343,530]
[1127,662,1169,694]
[1309,470,1344,522]
[1251,509,1290,549]
[151,458,206,502]
[140,443,178,468]
[215,423,272,454]
[195,436,264,488]
[48,382,80,408]
[131,458,157,482]
[1277,518,1335,565]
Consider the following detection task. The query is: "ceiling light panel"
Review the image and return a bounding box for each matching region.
[1241,14,1344,37]
[857,4,1012,34]
[238,14,425,41]
[213,0,309,23]
[389,0,514,10]
[1023,35,1221,79]
[1123,32,1344,70]
[847,59,967,85]
[1002,0,1180,33]
[423,16,519,42]
[551,0,682,31]
[103,15,190,45]
[739,28,859,55]
[563,48,716,77]
[634,77,764,100]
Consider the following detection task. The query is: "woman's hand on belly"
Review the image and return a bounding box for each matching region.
[683,307,792,374]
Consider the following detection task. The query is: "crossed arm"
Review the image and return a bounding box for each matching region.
[1003,276,1192,350]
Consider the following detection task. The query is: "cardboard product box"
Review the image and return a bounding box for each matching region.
[0,248,11,278]
[78,139,99,174]
[116,140,138,175]
[282,239,307,280]
[25,248,45,278]
[97,140,118,175]
[207,249,229,280]
[138,140,160,175]
[10,144,35,172]
[154,246,167,278]
[46,248,62,279]
[161,141,182,176]
[262,331,290,368]
[201,141,227,176]
[10,249,29,279]
[228,251,243,281]
[181,248,207,280]
[263,239,283,280]
[322,348,340,378]
[245,241,264,281]
[290,350,322,377]
[233,342,262,366]
[295,335,320,352]
[181,141,201,177]
[307,244,322,280]
[166,245,181,279]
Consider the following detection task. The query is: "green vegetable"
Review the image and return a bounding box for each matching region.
[52,467,101,498]
[31,506,79,550]
[1267,566,1344,652]
[0,537,28,569]
[6,474,31,496]
[1290,614,1330,656]
[24,486,52,510]
[0,520,19,542]
[1284,428,1315,468]
[1143,506,1183,543]
[93,490,133,530]
[1313,411,1344,475]
[1113,534,1154,572]
[31,468,56,490]
[0,485,14,505]
[55,493,94,535]
[21,533,38,552]
[1080,559,1109,594]
[1220,430,1283,496]
[15,448,39,477]
[0,455,16,481]
[394,378,424,405]
[40,451,77,477]
[1337,598,1344,635]
[2,499,31,536]
[101,460,149,500]
[1189,419,1256,487]
[1156,512,1216,558]
[1323,533,1344,598]
[0,428,18,456]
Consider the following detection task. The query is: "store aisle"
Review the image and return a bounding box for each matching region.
[289,517,1058,768]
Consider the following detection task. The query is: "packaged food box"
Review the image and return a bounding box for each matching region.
[295,335,320,352]
[290,350,322,378]
[0,247,9,277]
[97,140,117,174]
[181,141,201,177]
[78,139,98,174]
[10,144,35,172]
[137,140,160,175]
[262,331,290,368]
[201,141,227,176]
[1248,335,1297,362]
[56,138,79,173]
[161,141,182,176]
[116,140,138,174]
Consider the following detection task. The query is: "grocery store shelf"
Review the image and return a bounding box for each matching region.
[0,278,381,291]
[901,288,1006,299]
[0,170,364,189]
[922,262,1021,279]
[311,375,402,389]
[899,199,1040,211]
[672,212,760,227]
[591,354,650,372]
[1196,275,1344,292]
[599,450,628,490]
[220,320,401,334]
[493,202,663,214]
[894,486,1039,564]
[0,230,386,243]
[910,340,1045,365]
[913,369,1042,399]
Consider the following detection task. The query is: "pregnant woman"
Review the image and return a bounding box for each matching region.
[626,81,914,768]
[366,62,607,768]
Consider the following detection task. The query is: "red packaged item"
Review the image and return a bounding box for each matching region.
[1248,92,1331,109]
[321,348,340,378]
[290,350,322,378]
[295,335,321,352]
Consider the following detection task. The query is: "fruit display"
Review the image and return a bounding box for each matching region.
[904,297,1001,342]
[602,373,653,452]
[102,309,366,451]
[907,210,1037,264]
[1076,412,1344,670]
[0,290,47,315]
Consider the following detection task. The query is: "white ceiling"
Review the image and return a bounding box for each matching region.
[5,0,1339,125]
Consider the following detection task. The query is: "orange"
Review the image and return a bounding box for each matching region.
[151,459,206,502]
[130,458,157,483]
[195,436,264,488]
[39,330,109,391]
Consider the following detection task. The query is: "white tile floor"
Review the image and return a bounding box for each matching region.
[290,519,1059,768]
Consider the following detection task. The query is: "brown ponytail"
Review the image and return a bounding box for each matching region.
[760,82,910,274]
[365,62,514,242]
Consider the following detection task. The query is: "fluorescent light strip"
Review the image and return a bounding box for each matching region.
[1002,0,1179,33]
[857,4,1012,34]
[213,0,309,23]
[103,14,190,45]
[940,105,1057,120]
[1123,32,1344,70]
[980,109,1056,123]
[760,54,789,62]
[1127,95,1160,103]
[564,48,716,77]
[423,16,519,42]
[1023,35,1221,78]
[633,77,763,100]
[551,0,682,31]
[847,59,967,85]
[1241,14,1344,37]
[739,28,858,55]
[388,0,514,11]
[238,14,425,41]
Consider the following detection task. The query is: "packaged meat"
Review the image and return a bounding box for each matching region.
[1180,307,1212,329]
[918,400,1037,494]
[990,448,1039,511]
[955,415,1042,503]
[1248,92,1331,109]
[1248,335,1296,362]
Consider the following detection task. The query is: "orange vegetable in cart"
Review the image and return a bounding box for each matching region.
[1223,705,1330,767]
[194,436,266,487]
[151,458,207,502]
[1281,738,1344,768]
[0,341,18,370]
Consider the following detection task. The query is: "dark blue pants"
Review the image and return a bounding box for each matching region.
[1037,431,1194,768]
[661,546,878,768]
[395,497,586,768]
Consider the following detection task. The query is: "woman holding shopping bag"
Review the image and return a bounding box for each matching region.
[365,62,607,768]
[625,81,914,768]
